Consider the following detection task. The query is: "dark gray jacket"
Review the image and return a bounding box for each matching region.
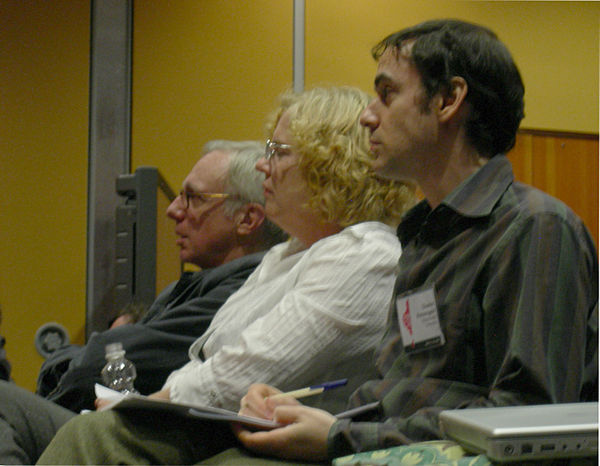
[37,252,264,412]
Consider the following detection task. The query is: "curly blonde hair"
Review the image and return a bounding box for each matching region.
[266,86,416,227]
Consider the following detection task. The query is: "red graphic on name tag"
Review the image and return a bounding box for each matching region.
[402,300,415,348]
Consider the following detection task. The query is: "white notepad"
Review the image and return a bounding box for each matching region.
[94,384,280,430]
[439,402,598,462]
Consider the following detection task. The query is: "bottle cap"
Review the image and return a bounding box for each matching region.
[105,342,124,356]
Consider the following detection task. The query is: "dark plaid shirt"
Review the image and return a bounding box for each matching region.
[328,155,598,457]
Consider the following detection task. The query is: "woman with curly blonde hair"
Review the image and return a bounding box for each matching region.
[264,86,414,231]
[36,87,416,465]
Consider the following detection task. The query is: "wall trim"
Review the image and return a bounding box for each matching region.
[519,128,599,140]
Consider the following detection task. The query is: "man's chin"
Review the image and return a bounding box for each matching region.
[179,251,190,263]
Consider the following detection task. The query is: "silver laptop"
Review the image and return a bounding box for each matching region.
[439,402,598,462]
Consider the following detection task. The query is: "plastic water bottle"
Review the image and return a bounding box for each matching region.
[101,342,139,394]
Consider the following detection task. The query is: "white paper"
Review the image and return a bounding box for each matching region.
[94,384,279,429]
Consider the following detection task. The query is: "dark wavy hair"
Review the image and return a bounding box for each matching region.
[373,19,525,157]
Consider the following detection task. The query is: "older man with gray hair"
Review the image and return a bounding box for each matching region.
[0,140,286,464]
[36,140,285,413]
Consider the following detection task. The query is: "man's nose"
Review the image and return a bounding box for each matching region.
[359,102,378,131]
[166,196,185,220]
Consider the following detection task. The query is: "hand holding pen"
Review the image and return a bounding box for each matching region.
[267,379,379,419]
[239,379,347,420]
[268,378,347,400]
[239,378,378,422]
[239,383,298,420]
[234,379,379,460]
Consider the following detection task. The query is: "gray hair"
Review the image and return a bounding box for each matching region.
[202,140,287,247]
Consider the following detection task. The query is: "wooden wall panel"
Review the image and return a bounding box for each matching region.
[507,131,598,248]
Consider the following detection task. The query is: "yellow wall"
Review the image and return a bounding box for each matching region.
[131,0,294,190]
[304,0,599,134]
[132,0,599,192]
[1,0,598,390]
[0,0,90,389]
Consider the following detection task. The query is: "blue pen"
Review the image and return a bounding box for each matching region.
[270,378,348,400]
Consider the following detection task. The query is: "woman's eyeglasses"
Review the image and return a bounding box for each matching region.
[265,139,292,162]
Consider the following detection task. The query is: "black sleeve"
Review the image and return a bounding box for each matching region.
[37,344,84,396]
[42,323,199,412]
[39,267,253,413]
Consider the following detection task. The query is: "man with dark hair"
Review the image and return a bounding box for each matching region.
[223,19,597,462]
[36,140,285,413]
[369,19,524,159]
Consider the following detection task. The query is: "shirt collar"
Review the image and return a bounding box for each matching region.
[443,155,514,218]
[398,155,514,245]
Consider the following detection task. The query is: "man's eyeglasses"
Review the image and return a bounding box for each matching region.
[178,190,230,209]
[265,139,292,162]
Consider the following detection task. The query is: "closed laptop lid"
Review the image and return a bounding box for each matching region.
[439,402,598,463]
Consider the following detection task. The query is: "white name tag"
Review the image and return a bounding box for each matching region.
[396,286,445,353]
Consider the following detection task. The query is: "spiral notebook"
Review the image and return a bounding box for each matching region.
[439,402,598,462]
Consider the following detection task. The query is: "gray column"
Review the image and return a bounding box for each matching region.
[293,0,305,93]
[86,0,133,337]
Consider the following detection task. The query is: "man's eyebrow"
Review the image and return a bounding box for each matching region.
[374,73,391,90]
[182,182,200,193]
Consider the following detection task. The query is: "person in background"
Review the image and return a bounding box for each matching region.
[0,140,286,464]
[0,305,10,381]
[107,302,148,329]
[36,140,285,414]
[34,85,417,465]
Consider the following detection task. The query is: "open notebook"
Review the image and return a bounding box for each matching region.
[439,402,598,462]
[93,384,380,430]
[94,384,280,430]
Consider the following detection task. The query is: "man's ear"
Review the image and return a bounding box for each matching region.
[438,76,468,123]
[235,203,266,236]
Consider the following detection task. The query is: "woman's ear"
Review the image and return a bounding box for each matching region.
[438,76,468,123]
[235,203,266,236]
